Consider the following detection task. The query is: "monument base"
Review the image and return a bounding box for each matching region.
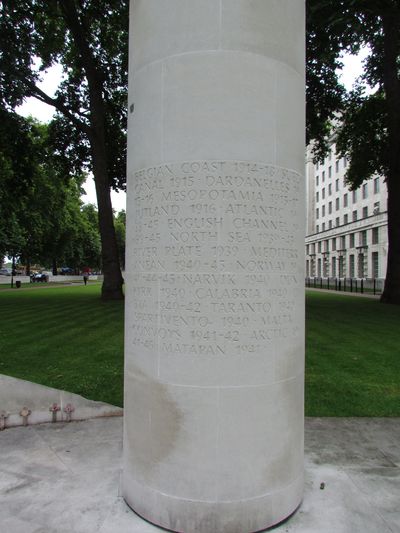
[122,472,303,533]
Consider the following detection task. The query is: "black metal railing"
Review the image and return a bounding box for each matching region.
[305,277,383,295]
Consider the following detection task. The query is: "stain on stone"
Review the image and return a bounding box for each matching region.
[4,479,36,494]
[125,367,183,480]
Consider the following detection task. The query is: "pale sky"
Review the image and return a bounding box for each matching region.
[16,50,368,213]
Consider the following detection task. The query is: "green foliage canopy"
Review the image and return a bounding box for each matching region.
[0,0,128,298]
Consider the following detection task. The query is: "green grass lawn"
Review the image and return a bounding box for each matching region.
[0,283,124,406]
[306,291,400,416]
[0,285,399,415]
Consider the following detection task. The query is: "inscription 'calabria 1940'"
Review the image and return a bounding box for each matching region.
[130,160,303,358]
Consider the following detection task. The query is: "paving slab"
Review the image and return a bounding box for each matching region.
[0,417,399,533]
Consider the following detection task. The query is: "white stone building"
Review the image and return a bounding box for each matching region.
[305,144,388,282]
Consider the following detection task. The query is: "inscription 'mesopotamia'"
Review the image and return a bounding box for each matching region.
[130,160,303,357]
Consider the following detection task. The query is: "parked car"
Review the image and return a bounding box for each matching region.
[60,267,74,275]
[0,268,11,276]
[31,272,49,282]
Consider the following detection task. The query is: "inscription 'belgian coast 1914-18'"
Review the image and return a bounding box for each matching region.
[130,160,302,359]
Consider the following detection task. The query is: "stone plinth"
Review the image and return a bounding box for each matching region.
[124,1,305,531]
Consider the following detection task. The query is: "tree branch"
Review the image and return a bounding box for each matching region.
[58,1,103,89]
[26,81,92,137]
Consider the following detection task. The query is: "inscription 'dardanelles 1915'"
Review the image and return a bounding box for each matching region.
[130,160,303,358]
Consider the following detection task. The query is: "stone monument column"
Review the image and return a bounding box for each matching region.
[124,1,305,531]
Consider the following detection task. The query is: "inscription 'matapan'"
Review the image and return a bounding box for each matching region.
[130,160,303,357]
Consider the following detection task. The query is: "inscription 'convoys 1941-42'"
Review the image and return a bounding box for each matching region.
[130,160,303,358]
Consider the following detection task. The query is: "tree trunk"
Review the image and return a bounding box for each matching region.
[60,0,124,301]
[380,9,400,304]
[382,177,400,304]
[91,135,124,300]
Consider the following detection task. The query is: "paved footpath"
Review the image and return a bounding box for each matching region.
[1,417,399,533]
[306,287,381,299]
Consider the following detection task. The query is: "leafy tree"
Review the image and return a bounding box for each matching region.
[0,108,36,259]
[114,209,126,271]
[307,0,400,304]
[35,180,102,275]
[57,201,102,273]
[78,203,102,271]
[0,0,127,299]
[0,113,101,275]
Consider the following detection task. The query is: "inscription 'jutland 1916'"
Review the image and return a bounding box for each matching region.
[130,160,302,359]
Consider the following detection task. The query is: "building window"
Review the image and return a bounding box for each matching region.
[373,202,380,214]
[316,224,319,232]
[306,244,310,255]
[353,210,358,222]
[350,233,355,248]
[328,166,332,178]
[332,238,336,251]
[341,236,346,249]
[316,208,319,219]
[318,241,322,253]
[335,179,339,192]
[360,230,367,246]
[349,254,355,278]
[329,220,333,229]
[316,162,319,170]
[336,217,340,226]
[328,151,332,161]
[374,177,379,194]
[323,257,329,277]
[316,175,319,186]
[324,240,329,252]
[328,201,332,214]
[322,188,326,199]
[344,214,349,224]
[316,191,319,202]
[339,256,345,277]
[322,222,326,231]
[358,253,365,278]
[352,190,357,203]
[328,184,332,195]
[372,227,379,244]
[362,183,368,199]
[372,252,379,278]
[343,156,348,168]
[322,205,326,217]
[336,160,339,173]
[318,258,322,277]
[344,193,348,207]
[336,198,340,210]
[363,206,368,218]
[332,257,337,277]
[322,171,325,182]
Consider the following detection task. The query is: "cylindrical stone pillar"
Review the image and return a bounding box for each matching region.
[124,1,305,531]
